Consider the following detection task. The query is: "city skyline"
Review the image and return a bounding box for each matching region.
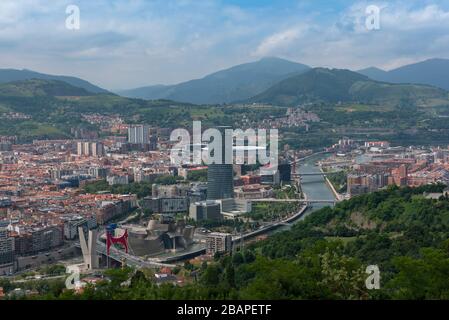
[1,0,449,304]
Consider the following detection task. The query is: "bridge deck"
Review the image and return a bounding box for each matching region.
[250,198,336,204]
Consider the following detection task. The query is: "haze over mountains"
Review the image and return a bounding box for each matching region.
[118,57,310,104]
[357,58,449,91]
[119,57,449,105]
[0,57,448,106]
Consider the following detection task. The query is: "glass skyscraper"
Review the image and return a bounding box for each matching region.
[207,126,234,200]
[207,164,234,200]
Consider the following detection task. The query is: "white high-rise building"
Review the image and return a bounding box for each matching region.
[76,142,104,157]
[83,142,90,155]
[77,142,83,155]
[128,125,149,144]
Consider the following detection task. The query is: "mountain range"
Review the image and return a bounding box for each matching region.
[119,57,449,105]
[1,57,449,106]
[117,57,310,104]
[357,58,449,91]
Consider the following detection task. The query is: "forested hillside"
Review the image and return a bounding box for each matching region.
[12,184,449,300]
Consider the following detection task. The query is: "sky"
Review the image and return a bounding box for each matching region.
[0,0,448,90]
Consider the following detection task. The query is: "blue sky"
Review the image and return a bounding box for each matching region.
[0,0,448,89]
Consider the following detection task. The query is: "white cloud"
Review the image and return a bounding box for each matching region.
[382,4,449,30]
[249,1,449,72]
[252,26,306,57]
[0,0,448,89]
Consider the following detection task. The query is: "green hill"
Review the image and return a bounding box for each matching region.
[0,79,94,97]
[0,68,108,94]
[0,78,234,141]
[249,68,448,106]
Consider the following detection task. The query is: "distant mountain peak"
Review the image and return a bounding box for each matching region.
[118,58,310,104]
[422,57,449,63]
[357,58,449,90]
[258,56,292,62]
[359,66,386,72]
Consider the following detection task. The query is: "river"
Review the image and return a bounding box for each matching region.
[268,153,337,234]
[150,153,338,263]
[299,153,336,206]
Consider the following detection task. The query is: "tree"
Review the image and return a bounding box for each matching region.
[388,248,449,299]
[201,265,221,287]
[224,265,236,288]
[232,252,244,265]
[184,260,194,271]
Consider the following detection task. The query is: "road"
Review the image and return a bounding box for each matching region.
[250,198,336,204]
[10,274,66,283]
[232,204,309,243]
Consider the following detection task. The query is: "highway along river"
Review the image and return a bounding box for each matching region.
[149,153,338,263]
[268,153,336,235]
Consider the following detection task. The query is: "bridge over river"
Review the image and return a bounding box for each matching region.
[250,198,337,204]
[76,235,176,269]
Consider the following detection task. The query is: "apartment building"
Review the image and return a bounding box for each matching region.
[206,232,232,255]
[0,221,14,275]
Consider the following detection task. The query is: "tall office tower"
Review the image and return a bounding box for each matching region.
[0,221,14,273]
[207,126,234,200]
[128,125,149,144]
[278,162,292,182]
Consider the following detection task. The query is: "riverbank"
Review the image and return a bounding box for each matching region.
[228,155,344,243]
[232,204,309,242]
[143,153,338,264]
[157,204,309,263]
[320,167,344,201]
